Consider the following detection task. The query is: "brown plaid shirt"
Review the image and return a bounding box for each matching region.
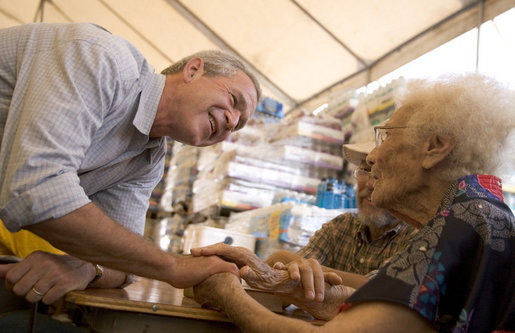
[297,213,418,277]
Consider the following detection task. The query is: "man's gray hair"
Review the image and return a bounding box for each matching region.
[397,73,515,181]
[161,50,261,102]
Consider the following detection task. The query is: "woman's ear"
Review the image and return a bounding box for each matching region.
[422,134,456,169]
[183,57,204,83]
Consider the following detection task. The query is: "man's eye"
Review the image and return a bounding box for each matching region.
[382,131,390,140]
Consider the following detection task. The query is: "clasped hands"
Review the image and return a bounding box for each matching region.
[191,243,353,320]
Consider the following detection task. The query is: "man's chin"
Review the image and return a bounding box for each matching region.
[359,205,395,225]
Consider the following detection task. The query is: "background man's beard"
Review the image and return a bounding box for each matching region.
[358,208,397,228]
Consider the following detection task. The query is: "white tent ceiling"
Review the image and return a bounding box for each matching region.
[1,0,514,113]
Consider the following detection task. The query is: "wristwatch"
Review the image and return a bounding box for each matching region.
[88,263,104,287]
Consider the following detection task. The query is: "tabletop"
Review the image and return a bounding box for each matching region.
[65,277,325,326]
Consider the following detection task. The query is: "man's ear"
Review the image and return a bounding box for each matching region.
[183,57,204,83]
[422,134,456,169]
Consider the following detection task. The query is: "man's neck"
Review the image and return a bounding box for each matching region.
[150,74,177,138]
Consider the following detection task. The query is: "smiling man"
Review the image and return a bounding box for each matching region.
[0,22,260,304]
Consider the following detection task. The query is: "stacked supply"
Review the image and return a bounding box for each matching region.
[271,116,343,147]
[148,137,174,212]
[190,125,284,213]
[159,143,200,212]
[254,97,284,123]
[225,203,343,259]
[278,204,343,248]
[190,147,322,213]
[315,178,357,210]
[189,115,344,214]
[271,190,316,206]
[363,77,405,126]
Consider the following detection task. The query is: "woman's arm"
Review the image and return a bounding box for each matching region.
[194,272,435,333]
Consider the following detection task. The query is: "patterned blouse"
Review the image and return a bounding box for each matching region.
[346,175,515,332]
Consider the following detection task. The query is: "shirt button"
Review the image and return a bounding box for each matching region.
[359,258,365,264]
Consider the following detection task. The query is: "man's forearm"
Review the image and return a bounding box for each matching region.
[25,203,175,284]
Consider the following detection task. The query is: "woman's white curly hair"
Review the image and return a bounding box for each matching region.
[396,73,515,181]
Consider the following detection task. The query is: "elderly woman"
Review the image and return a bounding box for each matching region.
[192,73,515,332]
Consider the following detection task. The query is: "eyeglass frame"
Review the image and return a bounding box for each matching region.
[353,167,371,180]
[373,125,408,147]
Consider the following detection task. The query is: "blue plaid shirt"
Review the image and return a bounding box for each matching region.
[0,23,166,235]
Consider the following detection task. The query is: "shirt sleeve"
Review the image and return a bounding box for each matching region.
[0,31,122,231]
[90,141,166,235]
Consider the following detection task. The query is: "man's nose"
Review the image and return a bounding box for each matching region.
[225,110,239,132]
[366,173,375,188]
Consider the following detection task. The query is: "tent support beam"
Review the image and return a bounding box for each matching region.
[298,0,509,110]
[476,0,486,70]
[291,0,368,68]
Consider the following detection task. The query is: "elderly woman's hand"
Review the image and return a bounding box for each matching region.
[271,258,342,302]
[193,272,240,311]
[191,243,300,292]
[279,283,356,321]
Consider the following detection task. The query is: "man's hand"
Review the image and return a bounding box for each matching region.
[0,251,96,304]
[168,254,239,289]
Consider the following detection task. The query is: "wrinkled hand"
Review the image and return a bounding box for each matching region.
[193,272,240,310]
[272,258,342,302]
[168,254,239,289]
[191,243,297,291]
[0,251,95,304]
[191,243,340,301]
[279,284,356,320]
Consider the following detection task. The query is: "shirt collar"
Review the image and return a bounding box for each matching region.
[133,72,166,136]
[357,222,405,243]
[437,174,504,217]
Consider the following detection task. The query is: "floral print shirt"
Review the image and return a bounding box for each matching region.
[346,175,515,332]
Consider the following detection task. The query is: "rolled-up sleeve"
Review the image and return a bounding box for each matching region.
[0,25,120,231]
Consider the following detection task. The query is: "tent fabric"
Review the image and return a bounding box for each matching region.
[1,0,513,113]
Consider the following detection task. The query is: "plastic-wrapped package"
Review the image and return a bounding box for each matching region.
[278,205,343,247]
[225,203,345,258]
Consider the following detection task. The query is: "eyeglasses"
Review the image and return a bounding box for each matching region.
[353,168,371,180]
[374,125,408,147]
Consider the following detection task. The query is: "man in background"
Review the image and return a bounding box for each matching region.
[265,141,418,297]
